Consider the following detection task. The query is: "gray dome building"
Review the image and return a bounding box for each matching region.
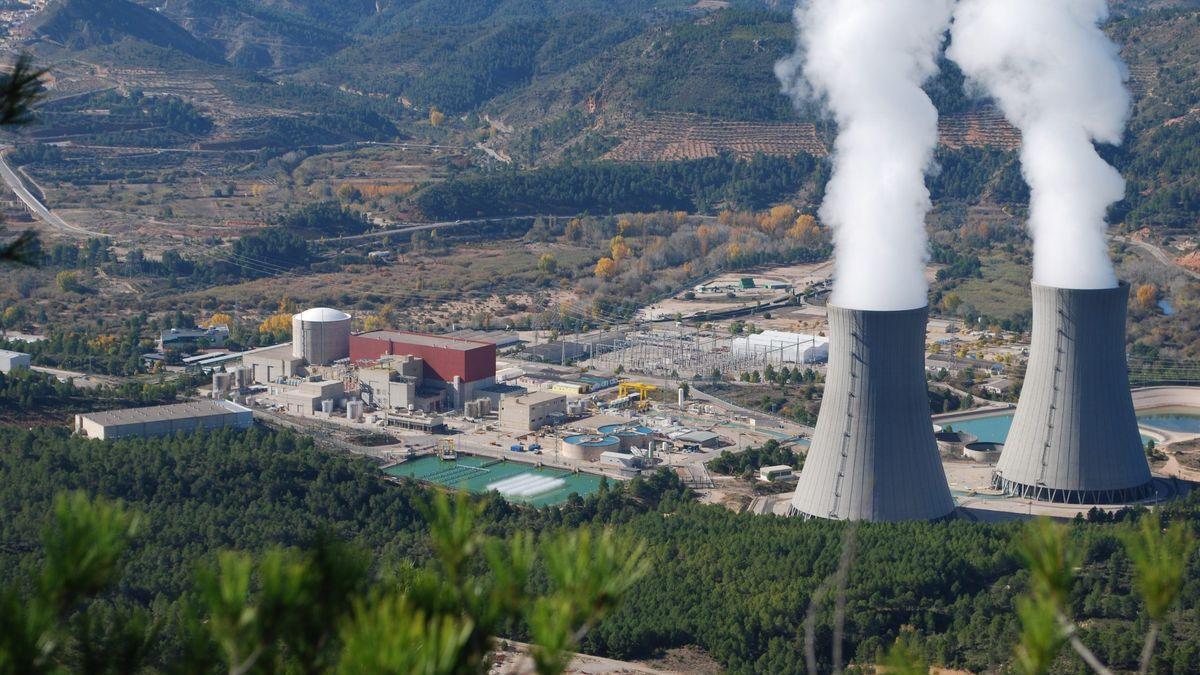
[292,307,351,365]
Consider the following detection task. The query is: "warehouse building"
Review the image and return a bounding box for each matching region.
[159,325,229,351]
[731,330,829,364]
[0,349,30,373]
[242,343,306,385]
[75,400,253,440]
[350,330,496,409]
[499,391,567,432]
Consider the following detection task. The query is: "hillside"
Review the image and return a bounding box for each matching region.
[29,0,224,63]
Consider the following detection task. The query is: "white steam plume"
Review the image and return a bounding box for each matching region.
[776,0,953,311]
[948,0,1129,289]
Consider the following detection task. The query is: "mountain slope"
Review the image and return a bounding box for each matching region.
[30,0,224,64]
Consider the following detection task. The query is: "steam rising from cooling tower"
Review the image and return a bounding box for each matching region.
[948,0,1130,289]
[775,0,954,311]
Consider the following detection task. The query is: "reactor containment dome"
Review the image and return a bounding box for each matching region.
[292,307,352,366]
[993,282,1153,503]
[789,305,955,522]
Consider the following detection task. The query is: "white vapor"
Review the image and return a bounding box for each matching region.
[948,0,1129,289]
[776,0,953,311]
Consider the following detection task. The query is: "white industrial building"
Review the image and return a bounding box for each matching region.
[241,343,306,385]
[0,349,30,373]
[499,391,567,432]
[292,307,352,365]
[75,400,253,440]
[731,330,829,364]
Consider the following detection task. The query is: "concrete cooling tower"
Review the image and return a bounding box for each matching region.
[993,282,1153,503]
[789,305,955,522]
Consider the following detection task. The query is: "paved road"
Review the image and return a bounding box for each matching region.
[1113,234,1200,281]
[0,151,102,237]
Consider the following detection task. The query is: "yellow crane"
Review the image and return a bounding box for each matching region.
[617,382,658,410]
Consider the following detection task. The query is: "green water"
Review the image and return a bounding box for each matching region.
[383,455,604,507]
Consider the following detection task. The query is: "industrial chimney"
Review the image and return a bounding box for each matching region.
[789,305,955,521]
[993,282,1153,503]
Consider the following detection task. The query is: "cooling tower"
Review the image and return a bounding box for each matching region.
[789,305,954,522]
[993,282,1153,503]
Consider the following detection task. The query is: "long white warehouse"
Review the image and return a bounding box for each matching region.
[731,330,829,364]
[75,400,254,440]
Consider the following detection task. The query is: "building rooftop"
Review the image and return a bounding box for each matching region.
[241,343,298,360]
[509,391,565,405]
[81,400,251,427]
[676,430,721,443]
[356,330,490,352]
[295,307,351,322]
[445,329,524,349]
[0,348,29,358]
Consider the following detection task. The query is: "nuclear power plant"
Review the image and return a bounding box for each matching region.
[789,305,955,522]
[993,282,1154,503]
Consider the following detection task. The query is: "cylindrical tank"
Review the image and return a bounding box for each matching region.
[346,399,364,421]
[598,424,653,452]
[934,429,978,455]
[292,307,352,365]
[212,372,231,398]
[964,442,1003,463]
[789,305,954,522]
[995,282,1153,503]
[320,398,334,414]
[560,434,620,461]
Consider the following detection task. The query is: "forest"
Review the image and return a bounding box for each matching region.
[1,424,1198,673]
[415,153,826,219]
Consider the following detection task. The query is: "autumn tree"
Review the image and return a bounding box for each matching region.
[594,257,617,279]
[538,253,558,275]
[787,214,823,247]
[758,204,797,236]
[429,107,445,127]
[1135,283,1159,310]
[609,236,632,262]
[203,313,233,328]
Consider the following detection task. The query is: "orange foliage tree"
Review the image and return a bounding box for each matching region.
[594,257,618,279]
[1135,283,1160,310]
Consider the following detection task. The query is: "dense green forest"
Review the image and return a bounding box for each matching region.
[0,369,200,422]
[416,154,826,218]
[1,425,1199,673]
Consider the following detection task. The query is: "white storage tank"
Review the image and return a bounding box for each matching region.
[560,434,620,462]
[346,399,364,421]
[292,307,352,365]
[320,398,335,414]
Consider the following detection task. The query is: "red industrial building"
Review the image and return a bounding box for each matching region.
[350,330,496,384]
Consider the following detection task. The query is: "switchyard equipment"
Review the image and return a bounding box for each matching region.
[993,282,1154,503]
[789,306,954,522]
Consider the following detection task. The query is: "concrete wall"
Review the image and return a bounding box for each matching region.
[997,283,1153,503]
[789,306,954,522]
[243,351,304,384]
[499,393,566,432]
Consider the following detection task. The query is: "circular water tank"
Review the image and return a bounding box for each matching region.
[561,434,620,461]
[598,424,653,451]
[934,429,978,454]
[292,307,351,365]
[963,441,1003,463]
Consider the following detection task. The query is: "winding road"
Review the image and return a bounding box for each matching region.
[0,150,102,237]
